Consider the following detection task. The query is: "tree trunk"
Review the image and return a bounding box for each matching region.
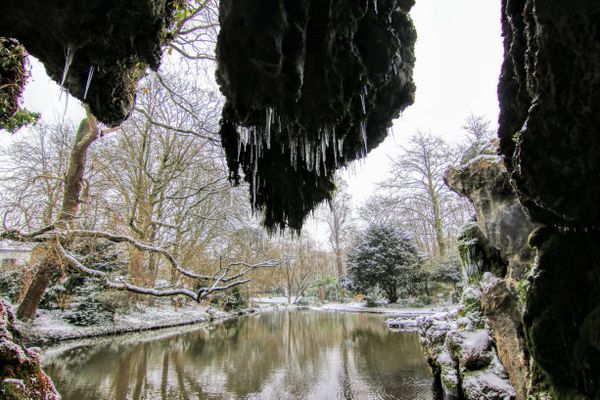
[17,110,99,321]
[432,197,446,257]
[385,286,398,303]
[15,261,58,320]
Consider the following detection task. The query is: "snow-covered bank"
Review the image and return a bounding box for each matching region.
[313,302,457,318]
[21,303,280,346]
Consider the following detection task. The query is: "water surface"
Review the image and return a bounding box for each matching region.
[43,311,438,399]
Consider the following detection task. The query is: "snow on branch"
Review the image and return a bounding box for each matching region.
[1,226,282,302]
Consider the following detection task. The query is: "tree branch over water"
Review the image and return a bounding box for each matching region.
[1,226,282,302]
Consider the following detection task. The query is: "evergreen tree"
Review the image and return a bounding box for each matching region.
[343,223,422,303]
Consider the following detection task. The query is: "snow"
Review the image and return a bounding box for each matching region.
[22,303,218,345]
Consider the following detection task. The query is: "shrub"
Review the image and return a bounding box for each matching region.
[63,292,117,326]
[0,269,25,302]
[211,287,248,311]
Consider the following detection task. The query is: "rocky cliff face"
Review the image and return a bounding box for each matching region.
[445,154,534,400]
[0,299,60,399]
[498,1,600,398]
[216,0,416,231]
[0,0,179,126]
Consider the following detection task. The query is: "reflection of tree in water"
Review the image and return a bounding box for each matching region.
[44,311,435,399]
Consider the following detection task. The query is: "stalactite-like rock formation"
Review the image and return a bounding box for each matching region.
[0,0,180,126]
[216,0,416,231]
[498,0,600,397]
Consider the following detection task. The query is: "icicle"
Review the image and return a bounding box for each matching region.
[265,107,273,149]
[62,90,69,117]
[373,0,378,14]
[393,63,398,75]
[321,136,327,165]
[83,65,94,100]
[333,128,338,168]
[237,136,242,161]
[360,93,366,114]
[315,149,321,176]
[252,149,258,209]
[360,120,368,154]
[59,45,75,99]
[338,135,345,154]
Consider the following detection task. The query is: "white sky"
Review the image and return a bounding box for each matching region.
[13,0,504,243]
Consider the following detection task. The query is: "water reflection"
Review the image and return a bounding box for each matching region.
[43,311,436,400]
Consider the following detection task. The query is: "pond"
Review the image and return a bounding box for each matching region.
[42,311,441,400]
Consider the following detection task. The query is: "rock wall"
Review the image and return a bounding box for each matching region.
[445,153,534,399]
[498,1,600,398]
[216,0,416,232]
[0,299,60,399]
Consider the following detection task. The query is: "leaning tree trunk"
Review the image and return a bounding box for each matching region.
[17,110,99,321]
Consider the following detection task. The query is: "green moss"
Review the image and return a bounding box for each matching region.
[512,130,521,144]
[514,279,529,305]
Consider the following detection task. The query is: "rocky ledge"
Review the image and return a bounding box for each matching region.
[389,284,516,400]
[0,299,60,400]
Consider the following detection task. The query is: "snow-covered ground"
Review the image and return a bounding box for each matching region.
[251,296,458,317]
[22,303,225,345]
[313,302,456,317]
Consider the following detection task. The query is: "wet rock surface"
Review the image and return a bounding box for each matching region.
[0,299,60,399]
[480,273,528,400]
[216,0,416,231]
[498,1,600,398]
[498,0,600,227]
[525,229,600,398]
[0,0,179,126]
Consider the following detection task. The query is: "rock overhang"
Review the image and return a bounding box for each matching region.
[0,0,181,127]
[215,0,417,232]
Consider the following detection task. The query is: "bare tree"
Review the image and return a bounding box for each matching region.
[0,119,74,229]
[323,176,353,280]
[459,113,496,163]
[381,132,471,258]
[14,108,103,319]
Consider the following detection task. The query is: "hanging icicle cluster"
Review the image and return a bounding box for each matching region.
[216,0,417,232]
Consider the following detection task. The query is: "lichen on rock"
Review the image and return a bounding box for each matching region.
[216,0,416,232]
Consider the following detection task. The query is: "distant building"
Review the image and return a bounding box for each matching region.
[0,241,32,268]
